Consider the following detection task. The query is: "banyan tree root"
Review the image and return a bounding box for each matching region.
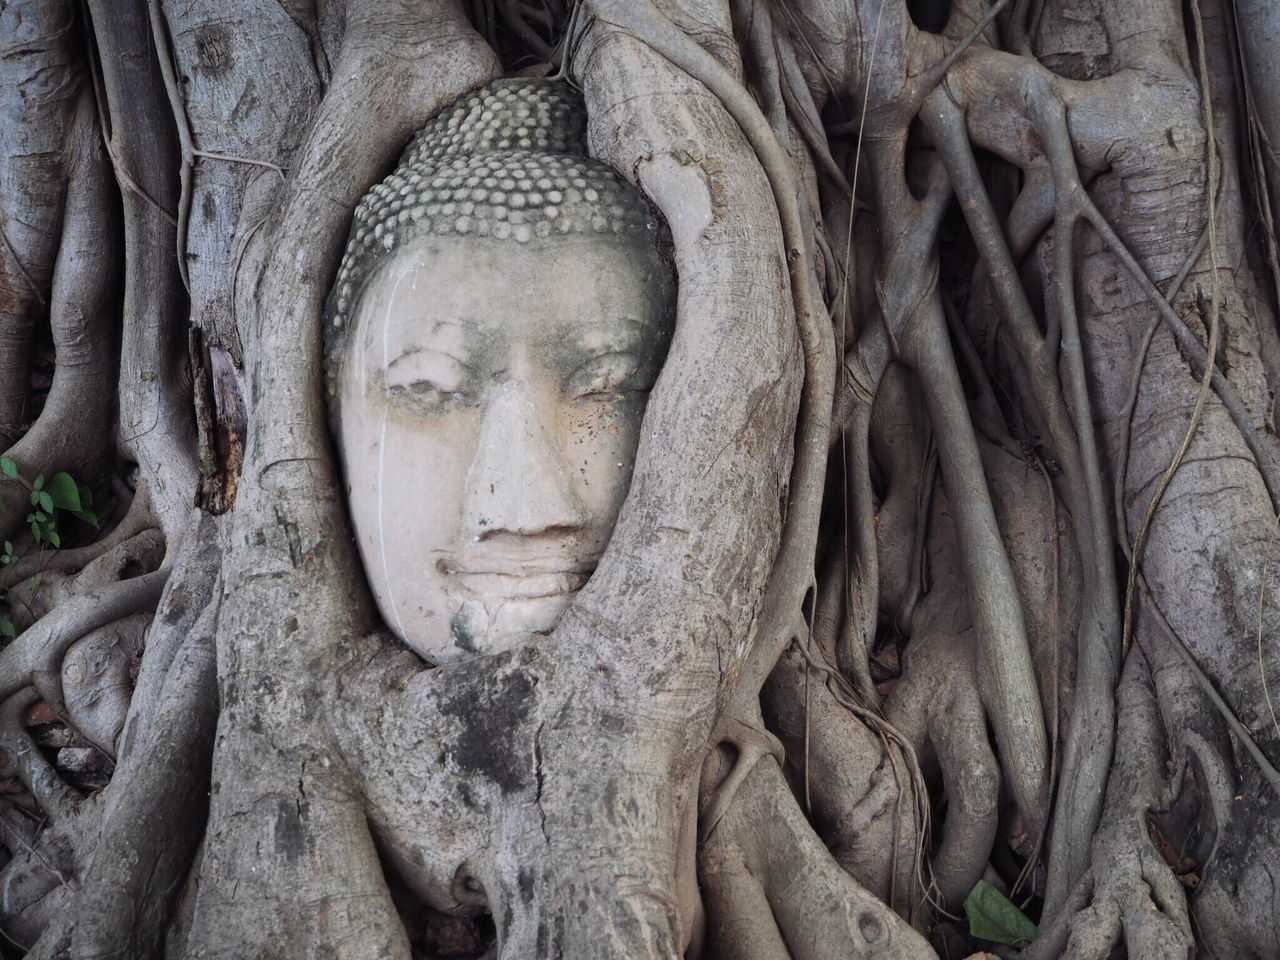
[698,751,933,959]
[0,0,119,540]
[0,512,218,957]
[763,644,921,915]
[1023,648,1193,960]
[7,0,1280,956]
[0,688,102,952]
[0,559,170,943]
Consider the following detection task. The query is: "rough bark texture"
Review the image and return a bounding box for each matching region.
[2,0,1280,957]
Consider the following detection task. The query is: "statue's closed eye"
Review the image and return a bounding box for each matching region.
[385,350,474,396]
[379,351,483,415]
[567,351,658,399]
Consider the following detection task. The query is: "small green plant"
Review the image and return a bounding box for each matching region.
[0,456,98,639]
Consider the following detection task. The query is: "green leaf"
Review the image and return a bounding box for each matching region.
[0,619,15,639]
[72,509,99,529]
[965,880,1038,949]
[48,528,60,548]
[38,491,53,514]
[45,473,82,512]
[0,457,17,480]
[32,474,43,491]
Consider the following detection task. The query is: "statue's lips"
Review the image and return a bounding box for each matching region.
[440,555,597,600]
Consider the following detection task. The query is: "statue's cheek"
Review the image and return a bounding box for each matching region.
[557,397,648,513]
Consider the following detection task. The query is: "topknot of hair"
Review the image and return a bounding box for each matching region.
[325,79,663,392]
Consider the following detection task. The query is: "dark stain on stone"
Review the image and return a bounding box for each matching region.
[451,612,478,653]
[194,24,231,76]
[162,585,189,624]
[598,710,626,735]
[438,656,537,795]
[457,780,477,809]
[518,867,536,905]
[275,796,305,862]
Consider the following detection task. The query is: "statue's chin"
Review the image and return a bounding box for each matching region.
[446,590,578,656]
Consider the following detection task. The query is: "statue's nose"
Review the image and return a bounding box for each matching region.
[460,380,588,540]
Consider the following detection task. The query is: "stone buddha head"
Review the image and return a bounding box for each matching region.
[326,80,674,663]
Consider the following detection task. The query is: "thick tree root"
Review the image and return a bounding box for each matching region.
[67,535,221,959]
[0,688,101,950]
[0,569,168,715]
[699,753,936,959]
[60,612,150,756]
[4,527,165,633]
[763,644,921,913]
[0,486,156,595]
[885,603,998,912]
[0,81,119,542]
[1027,650,1193,960]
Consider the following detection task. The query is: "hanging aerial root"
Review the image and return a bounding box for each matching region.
[851,135,1049,835]
[86,0,201,540]
[837,402,881,694]
[899,289,1049,835]
[920,88,1120,912]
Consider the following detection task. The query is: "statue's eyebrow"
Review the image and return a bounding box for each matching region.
[572,315,663,338]
[384,345,477,374]
[385,345,424,368]
[376,313,478,369]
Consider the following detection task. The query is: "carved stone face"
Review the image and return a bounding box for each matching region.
[336,233,672,661]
